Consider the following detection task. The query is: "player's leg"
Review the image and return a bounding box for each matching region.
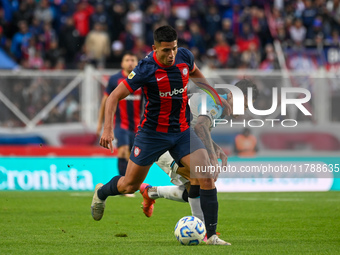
[140,151,190,216]
[173,129,230,245]
[114,128,131,176]
[139,151,188,217]
[117,145,130,174]
[180,149,230,245]
[140,150,204,222]
[179,150,216,229]
[91,160,151,221]
[169,129,217,232]
[114,128,136,197]
[184,177,204,223]
[140,183,188,217]
[144,184,188,202]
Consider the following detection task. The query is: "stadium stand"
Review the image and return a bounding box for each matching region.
[0,0,339,70]
[0,0,339,155]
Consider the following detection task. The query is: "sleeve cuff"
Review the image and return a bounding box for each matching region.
[190,63,196,73]
[122,80,134,93]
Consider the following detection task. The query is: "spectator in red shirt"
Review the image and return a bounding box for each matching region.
[73,1,94,41]
[236,23,260,52]
[213,31,230,67]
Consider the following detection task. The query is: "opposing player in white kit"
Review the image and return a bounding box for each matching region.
[140,79,259,222]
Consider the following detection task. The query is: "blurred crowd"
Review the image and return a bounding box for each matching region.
[0,0,339,71]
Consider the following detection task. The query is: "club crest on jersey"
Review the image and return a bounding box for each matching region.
[182,67,188,76]
[128,71,136,79]
[134,146,141,157]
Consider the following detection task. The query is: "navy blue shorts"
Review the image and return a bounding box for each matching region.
[114,127,136,148]
[130,127,205,166]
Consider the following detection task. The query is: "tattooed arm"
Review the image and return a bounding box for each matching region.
[212,141,228,168]
[194,115,218,167]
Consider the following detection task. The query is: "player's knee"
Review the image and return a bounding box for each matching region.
[192,149,210,166]
[124,184,139,194]
[190,178,199,185]
[117,145,129,157]
[199,178,215,189]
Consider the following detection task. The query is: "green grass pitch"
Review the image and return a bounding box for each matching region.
[1,191,339,255]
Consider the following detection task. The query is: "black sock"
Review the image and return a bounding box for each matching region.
[118,158,128,176]
[188,185,200,199]
[182,189,188,202]
[200,188,218,239]
[97,175,122,200]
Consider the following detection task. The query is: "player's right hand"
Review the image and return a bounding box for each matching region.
[99,130,114,153]
[209,153,219,170]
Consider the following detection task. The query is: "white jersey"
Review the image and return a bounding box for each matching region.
[156,92,228,186]
[189,93,228,128]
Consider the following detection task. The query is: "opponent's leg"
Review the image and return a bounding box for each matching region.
[140,184,188,217]
[187,182,204,222]
[115,128,131,176]
[139,152,190,217]
[140,152,189,218]
[117,145,130,175]
[180,149,230,245]
[147,185,187,202]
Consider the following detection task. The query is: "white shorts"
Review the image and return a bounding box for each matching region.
[155,151,189,186]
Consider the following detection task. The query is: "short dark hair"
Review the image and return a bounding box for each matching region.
[122,51,137,59]
[154,25,178,43]
[235,79,259,101]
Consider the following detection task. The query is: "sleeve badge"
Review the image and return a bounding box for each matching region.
[128,71,136,79]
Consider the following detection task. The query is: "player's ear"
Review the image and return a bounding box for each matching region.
[152,44,157,52]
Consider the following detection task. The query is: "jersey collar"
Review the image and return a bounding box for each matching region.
[121,70,128,78]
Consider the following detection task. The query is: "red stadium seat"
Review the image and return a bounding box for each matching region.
[60,132,98,146]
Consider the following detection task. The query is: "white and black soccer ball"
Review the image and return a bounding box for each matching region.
[174,216,206,245]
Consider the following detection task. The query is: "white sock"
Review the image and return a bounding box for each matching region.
[148,185,186,202]
[147,186,159,199]
[188,197,204,222]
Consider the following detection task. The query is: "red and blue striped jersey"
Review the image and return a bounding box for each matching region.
[123,48,195,133]
[105,70,142,132]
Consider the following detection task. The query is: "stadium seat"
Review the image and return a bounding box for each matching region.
[59,132,98,146]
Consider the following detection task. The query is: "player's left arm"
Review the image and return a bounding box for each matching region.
[189,65,207,83]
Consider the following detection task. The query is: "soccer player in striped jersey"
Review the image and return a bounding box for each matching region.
[92,25,228,245]
[96,53,142,181]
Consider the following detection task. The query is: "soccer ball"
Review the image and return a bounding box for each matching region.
[174,216,206,245]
